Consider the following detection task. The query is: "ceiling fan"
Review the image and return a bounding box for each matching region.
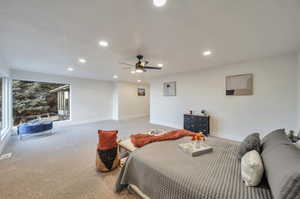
[120,55,162,73]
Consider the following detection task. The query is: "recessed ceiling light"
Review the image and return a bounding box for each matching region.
[203,50,212,56]
[137,80,141,83]
[67,67,74,71]
[158,63,164,67]
[99,40,109,47]
[113,75,118,79]
[78,58,87,63]
[153,0,167,7]
[136,69,143,73]
[131,70,136,74]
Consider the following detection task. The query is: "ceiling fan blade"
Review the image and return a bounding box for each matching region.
[143,66,162,70]
[119,62,135,67]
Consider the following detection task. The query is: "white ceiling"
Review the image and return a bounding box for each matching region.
[1,0,300,82]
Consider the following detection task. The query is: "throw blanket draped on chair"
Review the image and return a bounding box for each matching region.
[131,129,194,148]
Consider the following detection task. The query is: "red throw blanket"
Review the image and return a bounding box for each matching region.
[131,129,195,148]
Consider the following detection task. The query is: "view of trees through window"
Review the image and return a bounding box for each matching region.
[0,78,3,130]
[13,80,70,126]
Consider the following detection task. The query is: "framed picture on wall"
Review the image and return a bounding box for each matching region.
[163,81,176,96]
[226,73,253,96]
[137,88,145,96]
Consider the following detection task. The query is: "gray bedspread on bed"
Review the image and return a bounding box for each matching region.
[115,136,272,199]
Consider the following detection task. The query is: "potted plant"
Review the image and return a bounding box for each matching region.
[201,110,207,116]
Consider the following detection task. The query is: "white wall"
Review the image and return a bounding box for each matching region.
[112,83,119,120]
[297,52,300,130]
[150,54,298,141]
[113,82,150,120]
[0,66,10,76]
[11,70,114,126]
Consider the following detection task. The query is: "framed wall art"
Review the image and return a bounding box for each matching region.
[163,81,176,96]
[226,74,253,96]
[137,88,146,96]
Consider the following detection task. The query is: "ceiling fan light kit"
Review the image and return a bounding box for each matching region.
[120,54,163,74]
[136,69,144,73]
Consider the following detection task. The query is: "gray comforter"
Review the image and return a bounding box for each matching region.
[116,136,272,199]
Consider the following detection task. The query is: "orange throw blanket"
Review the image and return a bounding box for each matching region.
[131,129,195,148]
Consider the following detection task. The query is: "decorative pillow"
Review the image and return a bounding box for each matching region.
[241,150,264,186]
[261,135,300,199]
[262,129,289,145]
[238,133,261,159]
[96,130,119,172]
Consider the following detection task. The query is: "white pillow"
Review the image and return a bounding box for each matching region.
[241,150,264,186]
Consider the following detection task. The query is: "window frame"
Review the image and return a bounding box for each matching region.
[0,77,12,140]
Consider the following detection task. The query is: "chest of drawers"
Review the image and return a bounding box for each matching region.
[184,114,210,135]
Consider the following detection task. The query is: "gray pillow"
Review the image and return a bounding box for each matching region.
[262,129,289,144]
[261,136,300,199]
[238,133,261,159]
[261,129,290,152]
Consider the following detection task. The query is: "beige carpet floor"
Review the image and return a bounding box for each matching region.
[0,118,172,199]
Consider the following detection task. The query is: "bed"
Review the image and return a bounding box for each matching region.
[115,136,272,199]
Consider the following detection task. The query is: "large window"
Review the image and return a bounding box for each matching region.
[12,80,70,126]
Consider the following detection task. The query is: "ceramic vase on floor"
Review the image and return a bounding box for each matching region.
[96,130,120,172]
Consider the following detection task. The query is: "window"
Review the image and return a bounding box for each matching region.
[12,80,70,126]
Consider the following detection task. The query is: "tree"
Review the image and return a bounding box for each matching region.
[12,80,64,125]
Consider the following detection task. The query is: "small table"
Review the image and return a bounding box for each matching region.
[119,138,137,153]
[118,129,168,167]
[119,129,168,153]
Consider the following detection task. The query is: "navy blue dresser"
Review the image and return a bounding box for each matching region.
[184,114,210,135]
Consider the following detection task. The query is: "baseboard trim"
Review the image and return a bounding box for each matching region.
[119,114,149,121]
[54,117,113,128]
[150,120,181,129]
